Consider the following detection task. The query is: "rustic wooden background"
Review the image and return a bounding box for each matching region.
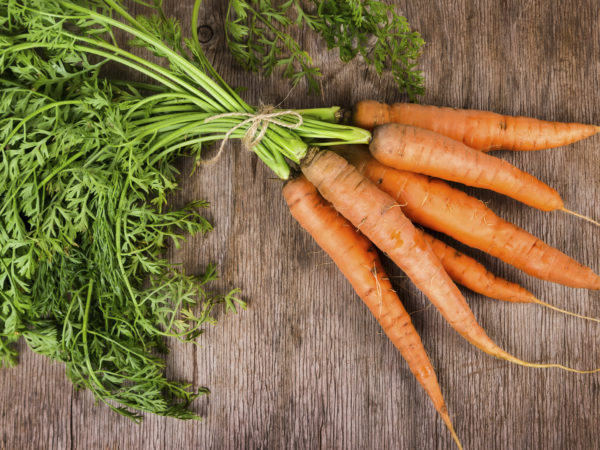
[2,0,600,448]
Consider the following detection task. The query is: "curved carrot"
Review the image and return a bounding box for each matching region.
[420,230,600,322]
[301,149,598,373]
[419,230,533,304]
[369,123,563,211]
[283,176,461,449]
[352,100,600,151]
[338,145,600,290]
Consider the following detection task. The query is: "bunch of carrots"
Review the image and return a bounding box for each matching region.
[283,101,600,449]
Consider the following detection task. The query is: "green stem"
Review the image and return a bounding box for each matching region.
[65,0,243,111]
[123,93,203,121]
[6,40,193,103]
[295,107,340,122]
[81,279,112,398]
[1,100,82,150]
[87,330,158,364]
[111,80,168,92]
[38,150,87,190]
[69,35,220,111]
[190,0,250,112]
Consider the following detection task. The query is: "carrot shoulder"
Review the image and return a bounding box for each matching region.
[339,145,600,290]
[369,123,564,211]
[283,175,461,448]
[353,100,600,151]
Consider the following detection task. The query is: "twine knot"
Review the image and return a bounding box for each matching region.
[200,105,303,165]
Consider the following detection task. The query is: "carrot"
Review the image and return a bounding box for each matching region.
[301,148,598,373]
[337,145,600,290]
[283,175,462,449]
[369,123,564,212]
[420,230,600,322]
[419,229,533,303]
[352,100,600,151]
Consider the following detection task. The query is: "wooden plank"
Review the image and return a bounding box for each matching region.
[1,0,599,448]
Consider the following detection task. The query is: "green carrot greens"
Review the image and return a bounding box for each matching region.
[225,0,425,99]
[0,0,371,419]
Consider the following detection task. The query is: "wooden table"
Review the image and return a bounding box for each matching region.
[2,1,600,448]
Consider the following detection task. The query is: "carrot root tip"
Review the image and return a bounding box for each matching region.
[503,354,600,374]
[562,207,600,227]
[530,297,600,323]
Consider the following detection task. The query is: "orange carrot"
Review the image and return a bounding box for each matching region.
[283,176,461,449]
[338,145,600,290]
[301,148,597,373]
[420,230,600,322]
[352,100,600,151]
[419,230,533,304]
[369,123,563,211]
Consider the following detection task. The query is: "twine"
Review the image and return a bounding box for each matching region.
[200,105,303,165]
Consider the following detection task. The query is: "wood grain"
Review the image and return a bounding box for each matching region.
[2,1,600,449]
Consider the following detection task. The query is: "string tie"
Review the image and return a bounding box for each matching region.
[200,105,303,165]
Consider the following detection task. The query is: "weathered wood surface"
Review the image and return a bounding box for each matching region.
[2,1,600,448]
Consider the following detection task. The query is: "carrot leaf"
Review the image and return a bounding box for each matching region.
[225,0,425,100]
